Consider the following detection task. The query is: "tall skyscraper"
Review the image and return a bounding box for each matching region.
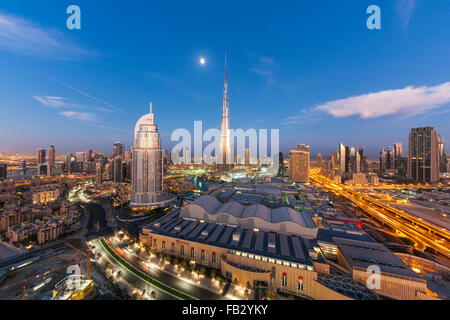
[359,146,365,172]
[95,161,103,185]
[0,163,7,180]
[437,134,446,172]
[113,141,124,158]
[219,54,231,166]
[37,149,46,164]
[316,153,323,169]
[65,153,73,174]
[277,152,285,177]
[113,156,122,182]
[245,148,250,166]
[408,127,440,183]
[289,144,310,183]
[48,145,56,166]
[338,143,345,174]
[130,103,176,209]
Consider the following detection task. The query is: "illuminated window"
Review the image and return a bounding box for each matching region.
[171,243,175,253]
[153,239,157,248]
[298,276,303,290]
[181,245,184,256]
[201,250,205,261]
[255,255,261,260]
[269,258,275,263]
[191,247,195,258]
[248,254,254,259]
[162,241,165,251]
[282,273,287,286]
[242,253,248,258]
[212,252,216,264]
[262,257,268,262]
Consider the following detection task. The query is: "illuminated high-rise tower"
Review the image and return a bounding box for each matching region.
[130,102,175,209]
[48,145,56,166]
[220,53,231,165]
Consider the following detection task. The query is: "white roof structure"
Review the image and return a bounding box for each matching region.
[180,195,318,239]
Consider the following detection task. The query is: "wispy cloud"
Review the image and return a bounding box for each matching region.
[247,52,277,85]
[395,0,419,30]
[0,12,94,59]
[59,111,97,122]
[32,96,73,109]
[314,82,450,119]
[38,72,128,115]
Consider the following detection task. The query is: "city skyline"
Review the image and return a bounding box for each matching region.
[0,1,449,156]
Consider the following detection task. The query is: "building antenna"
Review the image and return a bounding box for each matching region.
[150,101,152,114]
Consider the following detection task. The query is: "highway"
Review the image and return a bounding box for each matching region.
[310,171,450,258]
[94,238,229,300]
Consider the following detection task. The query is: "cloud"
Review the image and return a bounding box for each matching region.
[315,82,450,119]
[395,0,419,30]
[59,111,97,122]
[247,52,277,85]
[0,12,94,59]
[32,96,72,109]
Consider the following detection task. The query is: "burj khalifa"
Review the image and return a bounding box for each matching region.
[220,54,231,166]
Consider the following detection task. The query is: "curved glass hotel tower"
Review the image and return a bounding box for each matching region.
[130,103,175,209]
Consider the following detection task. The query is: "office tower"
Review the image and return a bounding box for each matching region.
[96,161,103,185]
[113,141,124,158]
[277,152,285,177]
[316,153,323,169]
[437,134,446,173]
[65,153,73,173]
[289,144,310,183]
[380,147,395,173]
[338,143,346,174]
[37,149,46,164]
[113,156,122,182]
[393,142,403,173]
[184,147,190,165]
[359,146,365,172]
[106,162,113,180]
[408,127,440,183]
[0,163,7,180]
[38,163,50,176]
[355,152,361,174]
[326,155,334,172]
[245,148,250,166]
[75,151,85,163]
[219,54,231,166]
[85,149,93,161]
[397,156,408,177]
[130,103,175,208]
[48,145,56,166]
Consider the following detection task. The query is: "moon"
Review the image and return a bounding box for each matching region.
[199,57,206,65]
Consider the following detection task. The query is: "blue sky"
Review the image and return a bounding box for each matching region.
[0,0,449,158]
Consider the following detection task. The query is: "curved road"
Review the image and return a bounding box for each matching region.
[95,239,228,300]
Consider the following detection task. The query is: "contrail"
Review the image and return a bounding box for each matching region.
[38,71,128,115]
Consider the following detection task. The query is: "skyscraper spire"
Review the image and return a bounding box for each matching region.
[224,51,228,86]
[150,101,153,114]
[220,52,230,165]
